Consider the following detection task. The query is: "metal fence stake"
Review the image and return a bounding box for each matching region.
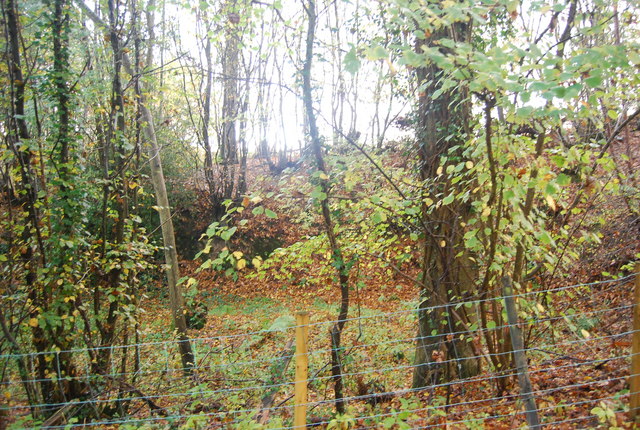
[502,276,541,429]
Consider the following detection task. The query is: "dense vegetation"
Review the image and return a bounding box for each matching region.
[1,0,639,427]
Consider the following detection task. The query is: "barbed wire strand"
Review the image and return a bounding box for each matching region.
[41,373,637,429]
[3,328,635,413]
[1,302,632,388]
[28,356,637,429]
[287,390,630,430]
[2,274,632,360]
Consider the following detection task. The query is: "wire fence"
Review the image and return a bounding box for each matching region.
[0,273,637,429]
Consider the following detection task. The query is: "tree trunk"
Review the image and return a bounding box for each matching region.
[76,0,194,372]
[4,0,50,411]
[141,0,194,372]
[412,23,480,388]
[202,34,215,193]
[302,0,350,414]
[221,2,240,199]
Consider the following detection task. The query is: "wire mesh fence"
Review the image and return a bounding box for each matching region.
[0,273,637,428]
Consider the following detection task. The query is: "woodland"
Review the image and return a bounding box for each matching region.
[1,0,640,428]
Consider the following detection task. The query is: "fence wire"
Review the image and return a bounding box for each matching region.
[0,274,636,429]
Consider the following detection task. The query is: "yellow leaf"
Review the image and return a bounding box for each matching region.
[28,318,38,328]
[465,161,474,169]
[237,259,247,270]
[545,195,557,211]
[128,182,138,189]
[233,251,243,259]
[481,206,491,217]
[439,240,446,248]
[436,166,443,176]
[252,257,262,268]
[581,329,590,338]
[319,172,329,180]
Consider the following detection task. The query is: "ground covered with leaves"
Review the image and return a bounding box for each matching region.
[119,135,640,429]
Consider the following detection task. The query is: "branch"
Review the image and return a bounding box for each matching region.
[592,107,640,169]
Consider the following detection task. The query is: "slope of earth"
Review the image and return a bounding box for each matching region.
[132,134,640,428]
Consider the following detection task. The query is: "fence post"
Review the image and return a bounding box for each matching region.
[294,311,309,429]
[631,266,640,422]
[502,276,541,430]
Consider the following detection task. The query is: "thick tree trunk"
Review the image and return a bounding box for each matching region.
[411,23,480,388]
[221,3,240,199]
[202,35,215,192]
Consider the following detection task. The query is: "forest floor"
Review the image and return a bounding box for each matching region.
[129,133,640,428]
[5,136,637,429]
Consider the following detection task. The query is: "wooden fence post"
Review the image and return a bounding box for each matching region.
[502,276,541,430]
[294,312,309,429]
[631,266,640,422]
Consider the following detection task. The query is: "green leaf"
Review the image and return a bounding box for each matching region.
[564,83,582,99]
[372,211,387,224]
[442,193,455,206]
[557,173,571,186]
[265,209,277,219]
[344,47,361,74]
[551,86,566,98]
[539,231,554,245]
[252,206,264,215]
[311,187,327,201]
[366,44,388,60]
[220,226,237,241]
[206,222,219,237]
[584,75,603,88]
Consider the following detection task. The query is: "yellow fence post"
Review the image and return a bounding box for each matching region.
[294,311,309,429]
[631,266,640,423]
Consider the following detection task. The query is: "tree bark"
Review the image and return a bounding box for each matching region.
[76,0,194,372]
[221,1,240,199]
[412,22,480,388]
[3,0,51,411]
[301,0,350,414]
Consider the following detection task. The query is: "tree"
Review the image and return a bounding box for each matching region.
[76,0,194,372]
[301,0,350,414]
[407,7,480,388]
